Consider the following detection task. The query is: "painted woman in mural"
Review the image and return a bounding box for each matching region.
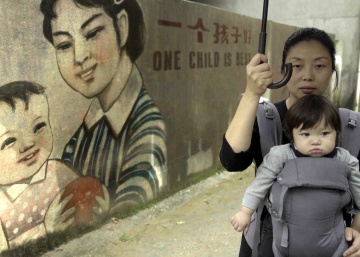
[40,0,167,215]
[0,81,109,251]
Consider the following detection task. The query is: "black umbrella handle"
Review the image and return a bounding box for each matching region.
[258,0,268,54]
[258,0,292,89]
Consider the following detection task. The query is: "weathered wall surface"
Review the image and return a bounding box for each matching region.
[136,0,296,187]
[0,0,295,254]
[189,0,360,109]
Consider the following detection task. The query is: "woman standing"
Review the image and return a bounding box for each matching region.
[220,27,360,257]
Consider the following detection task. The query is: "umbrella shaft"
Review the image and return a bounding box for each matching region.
[261,0,269,32]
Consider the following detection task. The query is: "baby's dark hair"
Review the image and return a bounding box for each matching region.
[0,81,46,111]
[283,95,341,142]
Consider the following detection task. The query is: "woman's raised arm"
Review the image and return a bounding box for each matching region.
[225,53,273,153]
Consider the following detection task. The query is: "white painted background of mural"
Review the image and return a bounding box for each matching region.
[0,1,91,159]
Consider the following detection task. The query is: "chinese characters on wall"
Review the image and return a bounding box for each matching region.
[153,17,254,71]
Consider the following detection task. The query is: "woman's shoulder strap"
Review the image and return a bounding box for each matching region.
[257,101,283,158]
[339,108,360,157]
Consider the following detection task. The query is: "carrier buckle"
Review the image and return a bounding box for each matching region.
[265,108,274,119]
[348,118,357,128]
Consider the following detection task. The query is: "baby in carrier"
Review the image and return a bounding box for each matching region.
[231,95,360,257]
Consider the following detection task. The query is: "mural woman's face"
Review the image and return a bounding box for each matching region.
[0,95,53,185]
[51,0,121,99]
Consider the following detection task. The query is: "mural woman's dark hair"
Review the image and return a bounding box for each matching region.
[40,0,145,62]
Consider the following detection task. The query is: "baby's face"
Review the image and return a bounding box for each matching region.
[292,118,336,157]
[0,94,53,185]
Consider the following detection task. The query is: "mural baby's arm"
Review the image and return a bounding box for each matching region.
[93,184,110,224]
[0,222,8,252]
[44,159,79,234]
[44,190,75,234]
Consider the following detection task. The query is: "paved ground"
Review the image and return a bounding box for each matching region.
[39,166,254,257]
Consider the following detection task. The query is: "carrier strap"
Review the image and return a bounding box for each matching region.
[278,185,289,247]
[266,183,290,248]
[245,102,282,256]
[339,108,360,157]
[257,101,282,158]
[280,219,288,248]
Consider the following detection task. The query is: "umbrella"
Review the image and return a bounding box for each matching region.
[258,0,292,89]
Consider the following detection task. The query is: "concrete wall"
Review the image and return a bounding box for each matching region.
[188,0,360,109]
[0,0,298,255]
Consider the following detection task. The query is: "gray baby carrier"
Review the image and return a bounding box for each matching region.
[268,157,352,257]
[245,101,360,257]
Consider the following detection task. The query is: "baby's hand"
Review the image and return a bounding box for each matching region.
[230,209,252,235]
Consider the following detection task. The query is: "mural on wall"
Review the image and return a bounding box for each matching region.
[0,0,167,253]
[40,0,167,215]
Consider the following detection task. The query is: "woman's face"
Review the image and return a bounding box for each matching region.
[51,0,121,98]
[285,40,334,106]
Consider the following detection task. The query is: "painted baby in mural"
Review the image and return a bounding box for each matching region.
[40,0,167,215]
[0,81,109,252]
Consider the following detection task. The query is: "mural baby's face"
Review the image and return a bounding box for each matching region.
[51,0,121,99]
[0,95,53,185]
